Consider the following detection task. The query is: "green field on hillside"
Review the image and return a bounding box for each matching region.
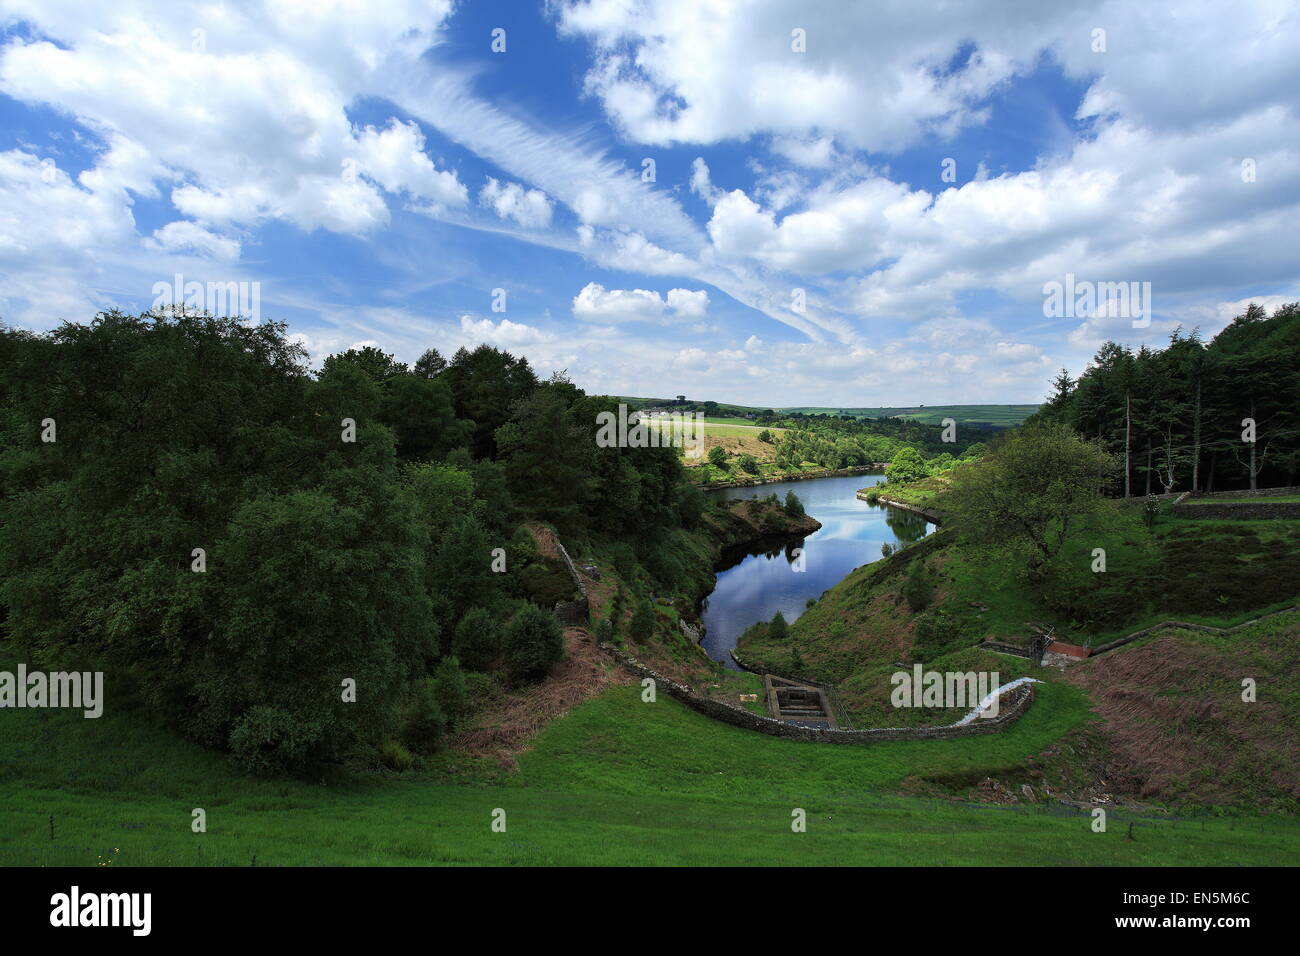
[782,405,1040,427]
[2,673,1296,866]
[617,398,1039,429]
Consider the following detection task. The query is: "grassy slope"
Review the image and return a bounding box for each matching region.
[4,676,1295,866]
[4,496,1297,865]
[738,482,1300,809]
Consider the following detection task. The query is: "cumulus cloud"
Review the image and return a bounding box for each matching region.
[479,177,553,228]
[459,314,555,347]
[147,221,241,261]
[572,282,710,323]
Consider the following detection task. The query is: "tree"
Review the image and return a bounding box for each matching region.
[902,558,933,612]
[737,453,759,474]
[414,348,446,378]
[379,374,469,462]
[496,384,591,531]
[707,445,728,467]
[443,344,538,459]
[503,603,565,685]
[432,656,468,728]
[768,610,789,641]
[887,446,928,483]
[783,490,804,517]
[947,423,1116,576]
[453,607,501,671]
[320,345,408,385]
[630,598,657,641]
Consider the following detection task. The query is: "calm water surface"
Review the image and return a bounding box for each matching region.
[701,472,933,669]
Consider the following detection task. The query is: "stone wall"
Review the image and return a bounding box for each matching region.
[730,648,853,728]
[1189,485,1300,499]
[1089,605,1298,657]
[1172,500,1300,520]
[599,642,1034,744]
[860,493,945,525]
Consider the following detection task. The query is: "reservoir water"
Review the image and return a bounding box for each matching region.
[701,472,934,668]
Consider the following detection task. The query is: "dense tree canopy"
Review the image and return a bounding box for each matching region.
[1034,303,1300,493]
[0,311,697,774]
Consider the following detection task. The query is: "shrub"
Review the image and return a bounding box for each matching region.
[676,483,706,528]
[432,656,468,729]
[738,453,759,474]
[595,617,616,644]
[902,557,933,612]
[1142,494,1160,528]
[503,603,565,685]
[629,599,657,642]
[707,445,728,467]
[399,678,446,754]
[380,739,415,771]
[609,542,638,582]
[518,561,578,607]
[881,542,895,558]
[507,524,538,568]
[453,606,500,671]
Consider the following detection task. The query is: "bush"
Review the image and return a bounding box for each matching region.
[768,610,789,641]
[1142,494,1160,528]
[758,429,774,443]
[380,739,415,771]
[902,557,933,612]
[507,524,538,569]
[432,656,468,729]
[630,599,657,641]
[504,603,565,685]
[639,540,686,589]
[399,678,446,754]
[881,542,895,558]
[676,483,706,528]
[783,490,804,517]
[707,445,728,467]
[595,617,616,644]
[518,561,578,607]
[738,453,759,474]
[609,543,638,582]
[453,606,500,671]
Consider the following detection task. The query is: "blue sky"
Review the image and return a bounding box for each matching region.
[1,0,1298,406]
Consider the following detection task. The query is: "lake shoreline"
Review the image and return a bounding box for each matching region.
[696,472,935,669]
[691,463,889,490]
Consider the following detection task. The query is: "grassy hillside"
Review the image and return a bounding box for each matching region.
[4,673,1295,866]
[738,486,1300,809]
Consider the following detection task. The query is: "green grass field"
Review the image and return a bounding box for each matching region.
[3,674,1296,866]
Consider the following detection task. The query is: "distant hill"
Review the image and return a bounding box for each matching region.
[780,405,1041,427]
[615,397,1039,429]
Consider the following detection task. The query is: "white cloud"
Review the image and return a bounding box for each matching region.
[479,177,553,229]
[459,314,555,347]
[355,120,467,214]
[147,221,241,261]
[572,281,710,323]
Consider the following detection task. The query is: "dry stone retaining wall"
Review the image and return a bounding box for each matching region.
[599,642,1034,744]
